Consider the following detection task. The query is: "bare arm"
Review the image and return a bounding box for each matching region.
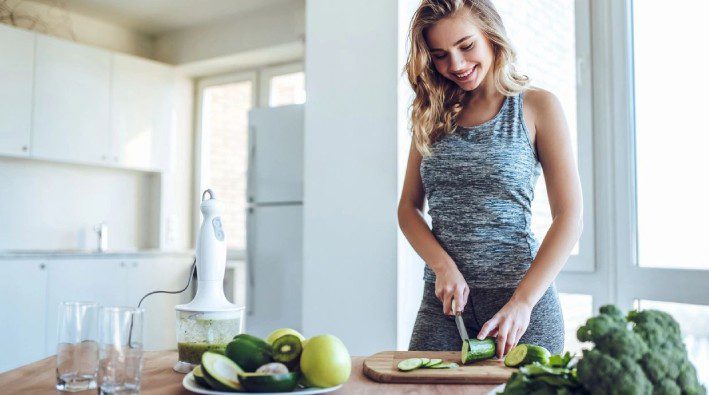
[478,89,583,357]
[398,140,469,315]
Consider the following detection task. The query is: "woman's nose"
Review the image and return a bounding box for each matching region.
[448,51,466,73]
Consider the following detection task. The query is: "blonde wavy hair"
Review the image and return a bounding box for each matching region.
[405,0,529,155]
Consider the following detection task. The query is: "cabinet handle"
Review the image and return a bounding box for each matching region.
[39,263,46,270]
[120,261,126,268]
[21,146,28,152]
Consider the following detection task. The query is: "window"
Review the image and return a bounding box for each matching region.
[632,0,709,270]
[197,63,305,253]
[559,293,593,355]
[495,0,594,270]
[637,300,709,386]
[197,73,256,250]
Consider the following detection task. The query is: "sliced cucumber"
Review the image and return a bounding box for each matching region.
[423,358,443,368]
[201,351,244,391]
[419,357,430,366]
[461,338,496,364]
[192,365,210,388]
[504,344,551,367]
[397,358,423,371]
[428,362,459,369]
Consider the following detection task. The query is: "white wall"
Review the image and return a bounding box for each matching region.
[153,0,305,65]
[0,157,158,251]
[303,0,400,355]
[0,0,153,58]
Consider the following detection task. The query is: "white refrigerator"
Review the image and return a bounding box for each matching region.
[245,104,304,338]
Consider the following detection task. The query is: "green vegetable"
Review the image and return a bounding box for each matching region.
[225,334,273,372]
[427,362,459,369]
[500,358,582,395]
[397,358,423,371]
[504,344,551,367]
[424,358,443,367]
[461,338,496,364]
[575,305,706,395]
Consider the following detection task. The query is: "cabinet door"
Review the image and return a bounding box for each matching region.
[45,259,127,354]
[0,260,48,372]
[111,54,174,170]
[127,258,193,350]
[0,25,33,157]
[32,35,111,164]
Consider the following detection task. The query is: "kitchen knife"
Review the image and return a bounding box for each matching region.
[452,299,469,341]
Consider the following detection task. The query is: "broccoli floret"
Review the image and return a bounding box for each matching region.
[577,349,652,395]
[575,305,706,395]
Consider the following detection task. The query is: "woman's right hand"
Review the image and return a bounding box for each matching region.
[434,264,469,315]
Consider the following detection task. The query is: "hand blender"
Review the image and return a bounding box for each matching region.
[173,189,244,373]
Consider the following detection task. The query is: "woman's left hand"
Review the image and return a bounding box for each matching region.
[476,299,533,359]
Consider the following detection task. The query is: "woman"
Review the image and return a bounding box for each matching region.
[399,0,583,358]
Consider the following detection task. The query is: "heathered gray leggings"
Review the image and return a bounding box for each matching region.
[409,282,564,354]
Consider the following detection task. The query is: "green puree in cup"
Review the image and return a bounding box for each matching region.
[177,342,227,364]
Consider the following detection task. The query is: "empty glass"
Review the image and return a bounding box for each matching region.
[97,307,145,395]
[56,301,99,392]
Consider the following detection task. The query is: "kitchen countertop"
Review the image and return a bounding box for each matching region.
[0,249,195,259]
[0,351,500,394]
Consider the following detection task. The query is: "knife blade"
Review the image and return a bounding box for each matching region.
[452,299,469,341]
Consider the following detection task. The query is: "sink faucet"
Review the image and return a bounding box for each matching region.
[94,222,108,252]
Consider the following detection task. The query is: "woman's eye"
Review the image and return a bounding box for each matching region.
[433,53,447,60]
[463,42,475,51]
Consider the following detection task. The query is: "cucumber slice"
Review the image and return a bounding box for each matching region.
[428,362,459,369]
[504,344,551,367]
[397,358,423,371]
[419,357,430,366]
[423,358,443,368]
[201,351,244,391]
[461,338,496,364]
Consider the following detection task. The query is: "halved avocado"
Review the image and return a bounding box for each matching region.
[201,351,244,392]
[226,334,273,372]
[238,372,299,393]
[192,365,211,388]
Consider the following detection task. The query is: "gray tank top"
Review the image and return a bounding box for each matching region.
[420,92,541,288]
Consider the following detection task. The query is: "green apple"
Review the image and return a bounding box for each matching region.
[266,328,305,345]
[299,334,351,387]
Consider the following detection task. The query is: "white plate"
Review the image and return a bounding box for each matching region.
[182,372,343,395]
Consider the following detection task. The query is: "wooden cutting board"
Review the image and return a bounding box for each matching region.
[363,351,515,384]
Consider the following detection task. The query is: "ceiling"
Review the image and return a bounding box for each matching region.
[32,0,298,35]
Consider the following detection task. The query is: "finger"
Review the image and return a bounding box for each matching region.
[462,286,470,310]
[443,291,453,316]
[477,316,499,340]
[496,323,511,359]
[454,288,465,313]
[505,326,518,355]
[513,325,525,347]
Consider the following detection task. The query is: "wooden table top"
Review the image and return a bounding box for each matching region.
[0,351,500,394]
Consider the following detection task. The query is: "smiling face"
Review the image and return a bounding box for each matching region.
[424,11,496,91]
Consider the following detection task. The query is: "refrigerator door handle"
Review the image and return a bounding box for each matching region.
[246,206,255,315]
[247,125,256,204]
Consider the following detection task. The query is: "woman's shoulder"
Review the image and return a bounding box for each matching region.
[521,87,564,123]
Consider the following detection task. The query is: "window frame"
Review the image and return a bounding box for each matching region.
[257,62,305,107]
[194,70,258,258]
[193,61,305,257]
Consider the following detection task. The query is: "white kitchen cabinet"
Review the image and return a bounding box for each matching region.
[44,259,127,354]
[32,35,111,165]
[111,54,175,170]
[126,258,194,350]
[0,260,48,372]
[0,25,34,157]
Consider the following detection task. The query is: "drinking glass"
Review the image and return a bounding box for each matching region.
[56,301,99,392]
[97,307,145,395]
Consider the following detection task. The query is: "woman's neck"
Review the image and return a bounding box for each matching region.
[465,69,500,106]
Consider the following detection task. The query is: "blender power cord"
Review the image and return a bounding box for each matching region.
[137,257,197,308]
[128,257,197,348]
